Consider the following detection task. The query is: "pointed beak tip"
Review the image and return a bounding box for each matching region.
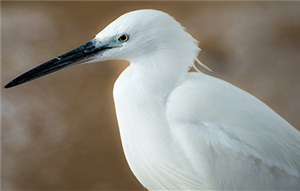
[4,82,14,89]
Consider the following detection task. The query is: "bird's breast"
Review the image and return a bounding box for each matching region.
[112,68,204,190]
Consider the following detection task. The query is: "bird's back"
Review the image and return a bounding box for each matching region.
[166,72,300,190]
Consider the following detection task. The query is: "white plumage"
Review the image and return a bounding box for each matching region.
[5,9,300,190]
[111,10,300,190]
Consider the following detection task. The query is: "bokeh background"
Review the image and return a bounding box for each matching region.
[1,1,299,190]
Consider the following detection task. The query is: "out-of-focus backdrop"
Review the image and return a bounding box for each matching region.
[1,2,299,190]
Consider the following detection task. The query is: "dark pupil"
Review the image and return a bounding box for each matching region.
[120,35,127,41]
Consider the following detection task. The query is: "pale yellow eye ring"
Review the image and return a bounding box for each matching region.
[118,34,129,42]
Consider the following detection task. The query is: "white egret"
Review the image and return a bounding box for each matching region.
[5,9,300,190]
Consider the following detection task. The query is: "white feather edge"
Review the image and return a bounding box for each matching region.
[194,57,212,72]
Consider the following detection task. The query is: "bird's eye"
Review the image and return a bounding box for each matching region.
[118,34,129,42]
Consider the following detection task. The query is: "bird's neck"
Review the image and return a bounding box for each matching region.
[113,57,191,149]
[112,58,194,188]
[129,58,191,96]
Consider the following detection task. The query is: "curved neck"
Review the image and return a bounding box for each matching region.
[128,57,191,98]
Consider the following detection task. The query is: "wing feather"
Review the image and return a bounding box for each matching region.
[166,72,300,189]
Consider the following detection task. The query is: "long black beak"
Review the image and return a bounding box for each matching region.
[4,39,112,88]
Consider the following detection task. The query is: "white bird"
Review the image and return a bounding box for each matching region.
[5,9,300,190]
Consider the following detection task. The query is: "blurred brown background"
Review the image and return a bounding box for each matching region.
[1,1,299,190]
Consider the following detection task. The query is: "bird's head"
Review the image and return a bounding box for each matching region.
[5,9,199,88]
[94,9,199,63]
